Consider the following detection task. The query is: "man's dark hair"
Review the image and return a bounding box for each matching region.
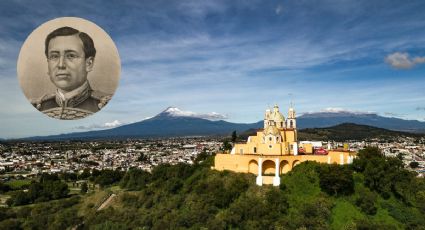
[45,26,96,59]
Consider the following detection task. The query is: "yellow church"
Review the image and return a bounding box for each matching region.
[213,104,356,186]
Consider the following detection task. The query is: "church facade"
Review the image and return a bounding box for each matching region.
[213,105,356,186]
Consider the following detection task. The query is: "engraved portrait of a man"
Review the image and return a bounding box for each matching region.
[31,26,111,120]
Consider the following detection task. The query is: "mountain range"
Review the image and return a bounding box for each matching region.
[25,107,262,141]
[297,112,425,133]
[21,107,425,140]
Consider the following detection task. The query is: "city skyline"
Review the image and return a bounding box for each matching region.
[1,0,425,138]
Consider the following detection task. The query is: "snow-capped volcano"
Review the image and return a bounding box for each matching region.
[157,107,228,121]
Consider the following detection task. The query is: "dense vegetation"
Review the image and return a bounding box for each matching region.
[6,174,69,206]
[0,147,424,229]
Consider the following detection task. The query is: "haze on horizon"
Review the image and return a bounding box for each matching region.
[1,0,425,138]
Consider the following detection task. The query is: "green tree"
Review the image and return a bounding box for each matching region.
[231,130,237,143]
[8,175,69,206]
[40,173,60,183]
[0,182,11,193]
[120,168,151,190]
[352,146,383,173]
[265,188,289,215]
[0,219,22,230]
[94,169,124,188]
[363,157,392,198]
[79,168,91,180]
[293,197,334,229]
[317,164,354,196]
[194,149,210,164]
[356,188,378,215]
[80,182,88,194]
[27,182,43,202]
[137,153,148,162]
[222,140,232,152]
[353,147,421,204]
[49,180,69,199]
[0,207,16,221]
[90,169,101,182]
[59,172,77,181]
[151,163,195,181]
[410,161,419,168]
[8,191,30,206]
[354,218,398,230]
[416,190,425,214]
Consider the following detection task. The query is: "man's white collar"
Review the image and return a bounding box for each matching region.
[57,81,89,101]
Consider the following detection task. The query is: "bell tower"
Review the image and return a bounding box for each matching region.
[286,103,296,129]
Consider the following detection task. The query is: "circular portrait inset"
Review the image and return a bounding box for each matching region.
[17,17,120,120]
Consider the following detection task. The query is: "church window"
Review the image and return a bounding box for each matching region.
[269,145,272,149]
[290,120,293,128]
[254,147,257,153]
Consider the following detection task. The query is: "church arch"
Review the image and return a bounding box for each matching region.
[248,160,258,174]
[280,160,291,174]
[292,160,301,169]
[262,160,275,175]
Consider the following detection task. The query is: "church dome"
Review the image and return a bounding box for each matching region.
[264,124,280,136]
[273,112,285,122]
[271,104,285,122]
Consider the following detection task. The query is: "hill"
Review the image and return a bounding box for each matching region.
[1,147,424,229]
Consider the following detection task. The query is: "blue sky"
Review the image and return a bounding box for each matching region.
[1,0,425,138]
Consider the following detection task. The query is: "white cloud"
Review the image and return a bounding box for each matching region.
[323,107,347,113]
[413,56,425,64]
[177,0,227,18]
[383,112,405,118]
[385,52,425,69]
[275,4,283,15]
[324,107,376,114]
[104,120,122,128]
[197,112,228,120]
[385,52,413,69]
[301,107,376,115]
[75,120,124,130]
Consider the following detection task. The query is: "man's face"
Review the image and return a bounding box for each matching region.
[47,35,94,92]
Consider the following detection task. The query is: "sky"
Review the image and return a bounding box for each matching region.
[1,0,425,138]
